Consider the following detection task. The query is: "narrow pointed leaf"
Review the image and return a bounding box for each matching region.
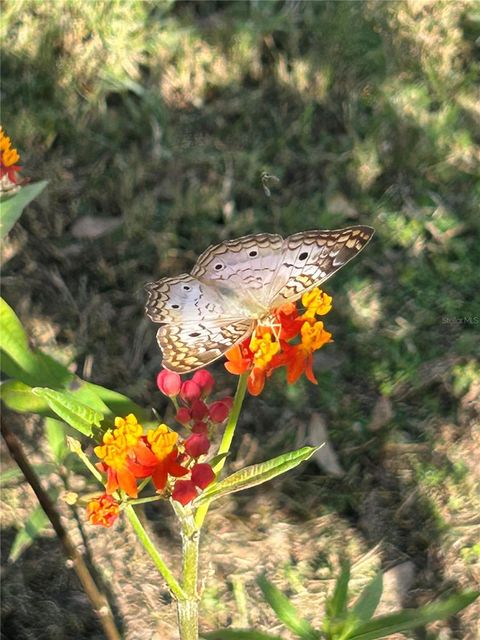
[327,559,351,619]
[32,387,103,436]
[9,494,58,563]
[0,180,48,239]
[352,572,383,621]
[202,631,284,640]
[258,574,319,640]
[45,417,69,464]
[348,591,479,640]
[195,446,319,506]
[85,381,149,421]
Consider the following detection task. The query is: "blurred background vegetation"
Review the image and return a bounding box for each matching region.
[1,1,479,638]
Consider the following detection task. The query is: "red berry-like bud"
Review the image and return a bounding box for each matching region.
[172,480,197,505]
[191,463,215,489]
[221,396,234,409]
[175,407,192,425]
[192,370,215,396]
[208,400,230,423]
[180,380,202,403]
[191,399,209,421]
[185,433,210,458]
[192,421,208,434]
[156,370,182,397]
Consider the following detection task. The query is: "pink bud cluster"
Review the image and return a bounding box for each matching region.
[156,369,232,505]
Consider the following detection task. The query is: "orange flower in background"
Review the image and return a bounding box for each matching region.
[0,126,21,185]
[86,494,120,528]
[225,288,333,396]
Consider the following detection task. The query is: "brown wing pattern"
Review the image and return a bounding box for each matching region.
[270,226,374,306]
[157,318,254,373]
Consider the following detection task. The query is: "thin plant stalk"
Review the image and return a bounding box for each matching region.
[174,503,200,640]
[124,504,185,601]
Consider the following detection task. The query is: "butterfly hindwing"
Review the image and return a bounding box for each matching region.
[157,318,254,373]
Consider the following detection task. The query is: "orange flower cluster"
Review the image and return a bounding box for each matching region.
[86,494,120,528]
[225,288,333,395]
[87,412,215,526]
[0,126,21,185]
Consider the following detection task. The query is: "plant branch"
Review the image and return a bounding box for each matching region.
[1,417,121,640]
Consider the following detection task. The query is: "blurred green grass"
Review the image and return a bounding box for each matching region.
[1,0,479,636]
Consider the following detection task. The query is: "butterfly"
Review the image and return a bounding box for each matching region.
[145,226,374,373]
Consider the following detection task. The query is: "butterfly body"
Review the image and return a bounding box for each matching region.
[146,226,374,373]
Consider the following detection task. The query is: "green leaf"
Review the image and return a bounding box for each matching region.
[0,180,48,239]
[352,572,383,622]
[0,299,146,422]
[327,559,351,619]
[32,387,103,436]
[201,631,284,640]
[45,417,69,464]
[348,591,480,640]
[64,380,111,416]
[0,297,72,388]
[208,452,230,469]
[257,574,319,640]
[9,497,57,563]
[85,381,149,421]
[195,446,319,507]
[0,380,56,417]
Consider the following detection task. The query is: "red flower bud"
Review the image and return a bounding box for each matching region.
[175,407,192,425]
[221,396,234,409]
[191,463,215,489]
[180,380,202,403]
[192,369,215,396]
[191,399,209,421]
[192,421,208,434]
[172,479,197,505]
[185,433,210,458]
[208,400,230,423]
[156,369,182,397]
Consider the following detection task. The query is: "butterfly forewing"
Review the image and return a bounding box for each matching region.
[270,226,374,306]
[191,233,284,310]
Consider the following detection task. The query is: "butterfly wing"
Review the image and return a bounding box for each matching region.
[145,273,255,372]
[191,233,285,310]
[157,318,254,373]
[270,226,374,306]
[145,274,246,324]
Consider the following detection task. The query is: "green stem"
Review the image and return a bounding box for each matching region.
[124,504,185,601]
[195,372,249,528]
[176,509,200,640]
[125,495,163,506]
[68,438,103,482]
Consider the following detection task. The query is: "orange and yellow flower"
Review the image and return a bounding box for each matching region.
[225,288,333,395]
[86,494,120,528]
[0,126,21,184]
[94,413,144,497]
